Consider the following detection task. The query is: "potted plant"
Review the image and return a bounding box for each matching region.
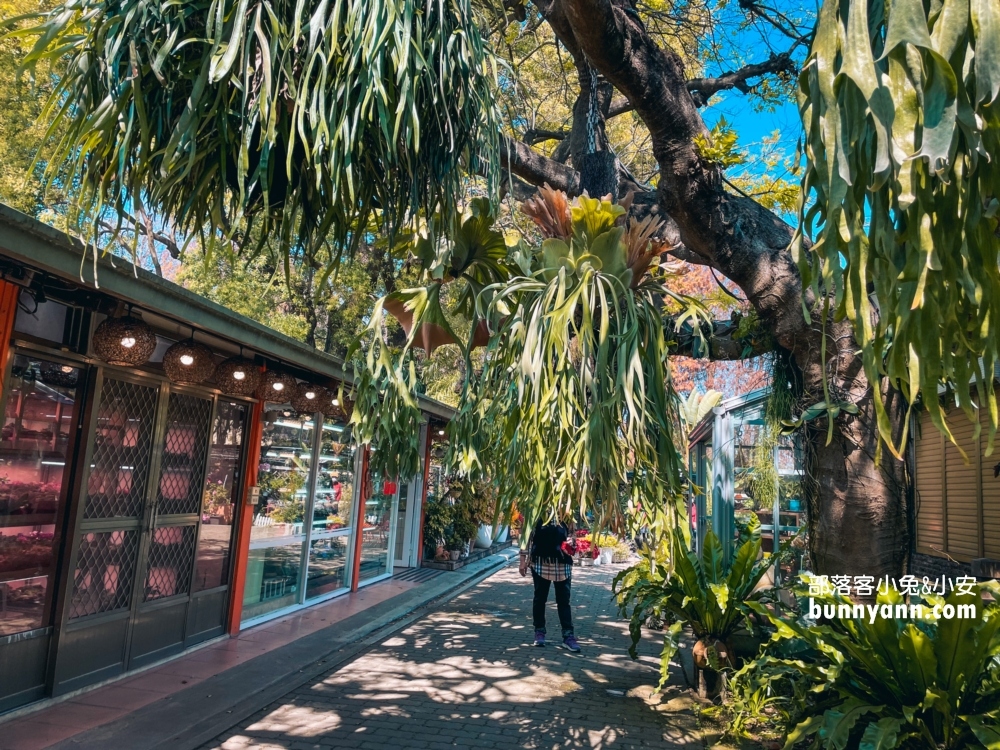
[445,531,463,561]
[612,542,630,564]
[613,521,775,699]
[422,495,452,559]
[451,508,479,555]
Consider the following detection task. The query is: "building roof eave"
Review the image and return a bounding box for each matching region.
[0,204,455,420]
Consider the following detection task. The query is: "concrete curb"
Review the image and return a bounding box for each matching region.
[47,549,518,750]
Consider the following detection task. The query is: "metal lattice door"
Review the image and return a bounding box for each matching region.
[52,375,217,693]
[128,390,213,668]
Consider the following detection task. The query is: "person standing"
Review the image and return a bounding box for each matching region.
[519,519,580,652]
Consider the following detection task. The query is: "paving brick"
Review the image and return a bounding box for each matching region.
[202,565,701,750]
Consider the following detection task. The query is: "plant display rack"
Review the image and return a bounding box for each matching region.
[421,540,514,571]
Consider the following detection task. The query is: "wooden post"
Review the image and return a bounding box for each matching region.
[226,397,264,635]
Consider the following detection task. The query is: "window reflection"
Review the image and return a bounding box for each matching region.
[193,401,246,592]
[313,420,355,534]
[358,472,396,583]
[0,355,81,636]
[242,409,313,620]
[306,536,348,598]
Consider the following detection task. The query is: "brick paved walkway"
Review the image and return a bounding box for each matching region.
[202,564,703,750]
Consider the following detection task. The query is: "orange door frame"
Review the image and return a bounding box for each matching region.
[416,426,433,565]
[0,281,20,394]
[226,396,264,635]
[350,447,370,592]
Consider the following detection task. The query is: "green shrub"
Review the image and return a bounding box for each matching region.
[613,518,774,688]
[738,577,1000,749]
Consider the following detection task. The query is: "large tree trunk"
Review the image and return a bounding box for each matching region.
[802,321,910,577]
[515,0,912,578]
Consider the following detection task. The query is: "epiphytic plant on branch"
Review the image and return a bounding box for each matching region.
[794,0,1000,457]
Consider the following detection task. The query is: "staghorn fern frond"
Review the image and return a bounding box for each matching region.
[795,0,1000,457]
[623,213,675,287]
[359,190,708,540]
[13,0,501,263]
[679,389,723,432]
[521,184,573,240]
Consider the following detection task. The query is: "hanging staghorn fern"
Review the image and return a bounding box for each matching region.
[353,189,712,543]
[14,0,500,261]
[795,0,1000,456]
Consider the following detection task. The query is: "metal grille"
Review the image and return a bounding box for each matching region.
[85,378,159,519]
[156,392,213,516]
[69,530,139,619]
[143,524,197,601]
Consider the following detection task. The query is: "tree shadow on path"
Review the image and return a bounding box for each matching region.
[205,565,702,750]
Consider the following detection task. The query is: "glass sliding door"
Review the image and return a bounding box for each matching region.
[306,418,355,599]
[188,399,248,643]
[358,472,398,585]
[242,411,316,621]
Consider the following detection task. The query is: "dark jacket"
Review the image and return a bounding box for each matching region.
[530,521,574,564]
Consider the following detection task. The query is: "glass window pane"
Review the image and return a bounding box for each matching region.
[242,409,313,621]
[358,474,395,583]
[252,412,314,541]
[0,355,82,636]
[241,543,301,620]
[305,535,349,599]
[13,293,67,343]
[393,482,409,562]
[193,401,246,592]
[313,419,355,535]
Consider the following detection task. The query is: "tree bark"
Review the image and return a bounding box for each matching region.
[804,322,909,578]
[523,0,910,578]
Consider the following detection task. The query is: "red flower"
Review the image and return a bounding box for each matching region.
[561,540,577,555]
[575,529,589,538]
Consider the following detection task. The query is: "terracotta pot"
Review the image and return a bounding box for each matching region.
[692,638,731,671]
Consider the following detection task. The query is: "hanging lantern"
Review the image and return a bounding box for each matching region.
[323,388,354,421]
[92,312,157,367]
[162,339,215,384]
[214,356,260,397]
[256,369,297,402]
[291,383,326,415]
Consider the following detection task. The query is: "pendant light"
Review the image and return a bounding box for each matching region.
[291,383,327,415]
[323,386,354,421]
[162,333,215,385]
[92,308,157,367]
[214,353,261,397]
[256,369,297,401]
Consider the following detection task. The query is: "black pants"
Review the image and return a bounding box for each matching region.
[532,571,574,637]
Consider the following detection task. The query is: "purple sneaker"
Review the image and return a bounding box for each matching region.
[533,630,546,647]
[563,635,581,652]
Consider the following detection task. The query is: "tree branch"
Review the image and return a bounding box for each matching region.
[501,136,581,194]
[667,317,772,360]
[523,127,571,145]
[686,53,796,106]
[608,52,797,111]
[546,0,819,381]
